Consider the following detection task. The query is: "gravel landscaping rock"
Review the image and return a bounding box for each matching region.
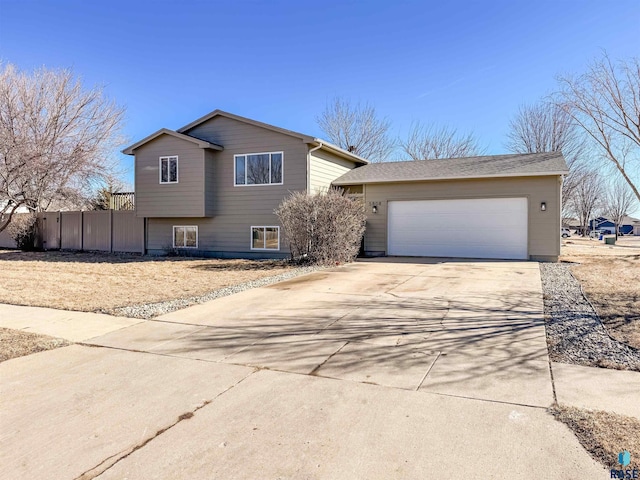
[540,262,640,371]
[107,265,324,319]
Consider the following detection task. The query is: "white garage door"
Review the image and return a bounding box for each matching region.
[387,198,528,259]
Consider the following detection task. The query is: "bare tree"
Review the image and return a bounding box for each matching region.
[0,63,125,233]
[316,97,395,162]
[570,168,604,236]
[505,100,587,213]
[557,53,640,202]
[603,177,637,238]
[400,122,484,160]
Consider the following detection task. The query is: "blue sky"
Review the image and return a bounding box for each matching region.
[1,0,639,195]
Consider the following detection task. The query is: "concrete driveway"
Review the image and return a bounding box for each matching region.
[0,258,604,479]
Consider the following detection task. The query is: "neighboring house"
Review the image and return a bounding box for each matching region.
[122,110,368,258]
[124,110,568,261]
[589,216,640,235]
[562,217,581,230]
[333,152,568,262]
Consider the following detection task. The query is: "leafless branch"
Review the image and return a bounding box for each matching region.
[556,53,640,202]
[0,63,125,233]
[505,100,587,213]
[568,168,604,236]
[603,177,637,238]
[400,122,484,160]
[316,97,395,162]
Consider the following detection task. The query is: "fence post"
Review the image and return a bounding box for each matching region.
[110,209,113,253]
[58,211,62,249]
[80,211,84,251]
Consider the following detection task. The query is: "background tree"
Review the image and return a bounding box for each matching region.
[87,180,129,210]
[570,168,603,236]
[603,177,637,238]
[557,53,640,202]
[400,122,483,160]
[0,63,125,233]
[505,100,586,213]
[316,97,395,162]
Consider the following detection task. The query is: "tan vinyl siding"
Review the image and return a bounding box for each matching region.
[204,150,216,217]
[185,116,307,216]
[147,216,289,258]
[358,176,561,260]
[145,115,307,256]
[134,134,206,218]
[309,150,358,193]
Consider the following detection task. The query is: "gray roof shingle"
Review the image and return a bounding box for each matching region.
[332,152,569,185]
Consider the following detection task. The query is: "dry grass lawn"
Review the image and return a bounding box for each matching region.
[0,250,292,313]
[561,237,640,349]
[0,327,69,362]
[550,405,640,471]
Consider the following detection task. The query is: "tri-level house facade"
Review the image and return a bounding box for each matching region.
[123,110,368,258]
[125,109,568,262]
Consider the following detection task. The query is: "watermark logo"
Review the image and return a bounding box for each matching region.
[620,451,631,467]
[610,450,638,479]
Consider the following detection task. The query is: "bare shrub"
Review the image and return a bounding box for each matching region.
[6,213,38,250]
[275,189,366,265]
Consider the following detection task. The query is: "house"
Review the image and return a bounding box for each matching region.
[124,110,567,261]
[123,110,368,258]
[589,216,640,235]
[562,217,581,230]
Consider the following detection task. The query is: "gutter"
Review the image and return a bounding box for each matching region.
[307,141,323,193]
[332,170,571,186]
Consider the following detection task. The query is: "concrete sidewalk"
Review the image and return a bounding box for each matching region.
[0,345,604,480]
[552,362,640,419]
[0,303,142,342]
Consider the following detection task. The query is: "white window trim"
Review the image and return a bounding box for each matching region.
[234,151,284,187]
[159,156,179,184]
[250,226,280,251]
[173,225,198,249]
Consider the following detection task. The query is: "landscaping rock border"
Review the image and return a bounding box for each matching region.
[540,262,640,371]
[106,265,324,319]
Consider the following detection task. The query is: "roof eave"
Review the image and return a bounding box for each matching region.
[309,139,369,165]
[121,128,223,155]
[332,170,570,186]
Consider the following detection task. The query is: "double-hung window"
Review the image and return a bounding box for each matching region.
[160,156,178,183]
[173,226,197,248]
[251,226,280,250]
[235,152,283,186]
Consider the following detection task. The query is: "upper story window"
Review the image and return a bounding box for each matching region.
[160,156,178,184]
[235,152,283,186]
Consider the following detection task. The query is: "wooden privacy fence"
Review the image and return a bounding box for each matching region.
[0,210,145,253]
[40,210,145,253]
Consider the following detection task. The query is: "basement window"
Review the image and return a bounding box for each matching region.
[173,226,198,248]
[251,226,280,250]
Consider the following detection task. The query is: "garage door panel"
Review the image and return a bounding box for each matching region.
[387,198,528,260]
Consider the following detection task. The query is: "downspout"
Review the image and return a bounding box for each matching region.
[307,141,323,194]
